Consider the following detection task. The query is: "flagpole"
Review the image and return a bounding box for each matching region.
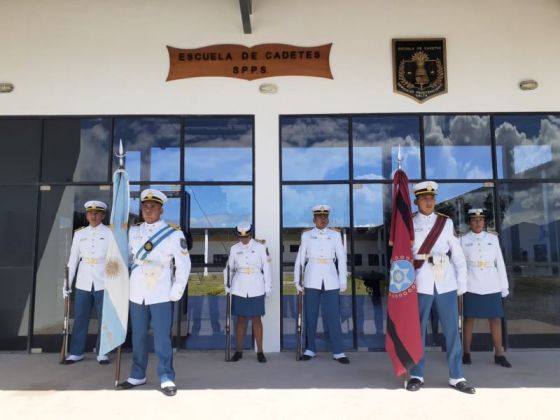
[114,139,126,388]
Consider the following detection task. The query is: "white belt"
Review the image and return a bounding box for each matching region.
[133,258,168,268]
[237,267,258,274]
[80,257,106,265]
[468,260,492,269]
[309,257,333,265]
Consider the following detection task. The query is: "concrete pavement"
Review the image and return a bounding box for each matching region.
[1,350,559,420]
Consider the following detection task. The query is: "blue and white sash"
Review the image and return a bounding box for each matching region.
[130,224,176,272]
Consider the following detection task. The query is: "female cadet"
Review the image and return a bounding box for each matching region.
[224,222,272,363]
[461,208,511,368]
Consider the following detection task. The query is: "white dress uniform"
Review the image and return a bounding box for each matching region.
[412,212,467,295]
[128,219,191,304]
[67,224,111,292]
[461,231,509,296]
[225,239,272,298]
[293,227,347,291]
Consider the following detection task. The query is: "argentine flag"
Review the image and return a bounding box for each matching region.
[99,167,130,356]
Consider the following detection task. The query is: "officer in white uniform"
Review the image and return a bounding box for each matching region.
[406,181,475,394]
[294,205,349,364]
[63,200,111,365]
[461,208,511,368]
[224,222,272,363]
[117,189,191,397]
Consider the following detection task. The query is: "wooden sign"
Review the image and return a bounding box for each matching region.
[166,43,333,81]
[392,38,447,103]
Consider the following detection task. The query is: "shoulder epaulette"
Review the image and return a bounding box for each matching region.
[436,212,449,218]
[74,226,86,232]
[255,238,266,245]
[168,223,181,230]
[330,227,342,233]
[487,230,499,236]
[301,228,312,235]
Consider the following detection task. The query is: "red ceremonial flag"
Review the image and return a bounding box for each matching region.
[385,169,423,377]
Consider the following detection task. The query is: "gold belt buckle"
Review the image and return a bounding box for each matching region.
[478,261,488,269]
[85,258,97,264]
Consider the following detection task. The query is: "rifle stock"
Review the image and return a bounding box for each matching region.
[296,263,304,360]
[59,267,70,364]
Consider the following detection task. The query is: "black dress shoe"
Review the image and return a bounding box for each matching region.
[161,385,177,397]
[98,359,110,365]
[462,353,472,365]
[300,354,313,361]
[231,351,243,362]
[450,381,476,394]
[117,380,146,390]
[257,352,267,363]
[406,378,423,392]
[335,356,350,364]
[494,355,512,368]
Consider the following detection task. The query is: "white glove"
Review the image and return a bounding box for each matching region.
[225,286,231,294]
[501,289,509,298]
[294,283,303,293]
[457,288,467,296]
[265,290,271,298]
[169,285,184,302]
[339,285,347,293]
[62,286,71,299]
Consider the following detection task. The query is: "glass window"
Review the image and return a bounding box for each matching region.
[282,184,350,228]
[185,117,253,182]
[424,115,492,179]
[187,186,252,228]
[497,183,560,347]
[281,117,349,181]
[33,186,111,351]
[352,116,421,180]
[42,118,112,182]
[433,183,495,234]
[0,186,38,350]
[0,119,42,184]
[114,118,181,182]
[495,114,560,179]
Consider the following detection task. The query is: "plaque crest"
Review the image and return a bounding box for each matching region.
[393,38,447,103]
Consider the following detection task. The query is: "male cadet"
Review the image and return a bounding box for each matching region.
[63,200,111,365]
[117,189,191,397]
[406,181,475,394]
[294,205,349,364]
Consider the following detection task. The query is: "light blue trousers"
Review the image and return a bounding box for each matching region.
[130,301,174,383]
[69,288,104,356]
[304,287,343,355]
[411,289,464,380]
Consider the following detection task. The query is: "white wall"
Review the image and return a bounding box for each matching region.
[2,0,560,351]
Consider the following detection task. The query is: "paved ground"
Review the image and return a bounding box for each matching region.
[1,350,559,420]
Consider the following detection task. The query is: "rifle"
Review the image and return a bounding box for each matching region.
[114,346,122,388]
[59,267,70,364]
[225,264,232,361]
[458,294,464,343]
[296,263,304,361]
[171,259,182,351]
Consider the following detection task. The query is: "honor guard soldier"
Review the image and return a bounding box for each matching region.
[224,222,272,363]
[461,209,511,368]
[407,181,476,394]
[293,205,349,364]
[63,200,111,365]
[117,189,191,397]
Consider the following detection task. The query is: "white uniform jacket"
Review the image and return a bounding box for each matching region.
[128,220,191,305]
[67,224,111,292]
[224,239,271,298]
[460,231,509,295]
[412,213,467,295]
[293,227,347,291]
